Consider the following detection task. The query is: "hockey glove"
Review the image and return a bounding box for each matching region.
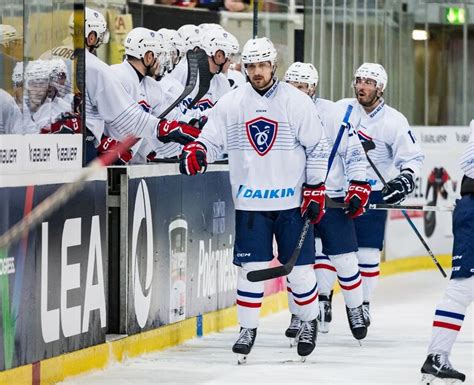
[40,112,81,134]
[97,136,133,165]
[179,142,207,176]
[157,119,201,145]
[344,180,371,218]
[301,182,326,224]
[188,115,208,130]
[382,172,415,204]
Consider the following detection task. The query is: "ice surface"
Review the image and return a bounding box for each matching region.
[60,270,473,385]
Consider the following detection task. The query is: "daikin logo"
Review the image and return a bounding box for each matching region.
[131,180,154,328]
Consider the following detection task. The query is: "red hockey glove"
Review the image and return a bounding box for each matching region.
[179,142,207,176]
[301,182,326,224]
[188,115,208,130]
[40,112,81,134]
[344,180,371,218]
[97,136,133,165]
[157,119,201,145]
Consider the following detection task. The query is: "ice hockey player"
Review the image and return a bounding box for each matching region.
[284,61,370,341]
[332,63,424,327]
[179,37,328,363]
[419,119,474,385]
[83,8,200,163]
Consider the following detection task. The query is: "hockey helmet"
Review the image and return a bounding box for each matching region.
[200,29,239,59]
[125,27,160,59]
[241,37,277,66]
[284,62,319,88]
[353,62,387,91]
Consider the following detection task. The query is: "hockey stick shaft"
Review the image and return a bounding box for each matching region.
[158,50,199,119]
[325,196,453,212]
[363,143,447,278]
[247,106,354,282]
[0,136,137,250]
[247,217,311,282]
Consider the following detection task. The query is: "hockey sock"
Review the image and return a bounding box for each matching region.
[236,262,267,329]
[356,247,380,302]
[287,265,319,322]
[286,277,299,316]
[330,252,363,308]
[314,239,337,297]
[428,277,473,356]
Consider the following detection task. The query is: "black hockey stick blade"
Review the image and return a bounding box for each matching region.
[247,217,312,282]
[361,140,376,153]
[158,50,200,119]
[187,48,212,110]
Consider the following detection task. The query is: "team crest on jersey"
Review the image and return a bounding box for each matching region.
[138,99,151,113]
[245,117,278,156]
[181,98,214,113]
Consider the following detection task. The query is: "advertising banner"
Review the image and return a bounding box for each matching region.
[384,125,470,260]
[125,166,237,334]
[0,175,107,371]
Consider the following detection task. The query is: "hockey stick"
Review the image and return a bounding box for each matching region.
[0,136,137,250]
[247,106,353,282]
[324,196,454,212]
[158,50,200,119]
[186,48,212,110]
[361,140,447,278]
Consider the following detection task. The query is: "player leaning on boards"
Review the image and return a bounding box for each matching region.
[83,8,200,163]
[283,62,370,341]
[179,37,328,363]
[420,119,474,385]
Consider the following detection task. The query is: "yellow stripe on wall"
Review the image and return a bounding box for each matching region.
[0,254,453,385]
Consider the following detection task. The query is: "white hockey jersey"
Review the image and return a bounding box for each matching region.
[178,72,231,119]
[460,119,474,178]
[109,60,181,162]
[336,98,424,191]
[198,80,328,211]
[32,96,72,133]
[314,97,367,198]
[0,89,23,134]
[226,69,246,90]
[85,50,158,144]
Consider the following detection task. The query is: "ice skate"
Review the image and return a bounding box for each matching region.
[346,305,367,340]
[285,314,301,347]
[296,318,318,360]
[420,354,465,384]
[362,301,371,327]
[318,294,332,333]
[232,327,257,364]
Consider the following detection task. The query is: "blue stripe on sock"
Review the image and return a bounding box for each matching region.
[338,271,360,282]
[435,309,465,321]
[237,289,264,298]
[291,282,318,299]
[315,255,330,261]
[358,263,379,268]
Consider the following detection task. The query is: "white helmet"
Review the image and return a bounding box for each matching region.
[85,7,109,46]
[50,58,70,97]
[241,37,277,66]
[0,24,18,45]
[178,24,201,51]
[25,60,50,83]
[284,62,319,88]
[125,27,159,59]
[158,28,186,59]
[200,29,239,59]
[12,61,23,86]
[154,35,173,77]
[354,62,387,91]
[199,23,224,33]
